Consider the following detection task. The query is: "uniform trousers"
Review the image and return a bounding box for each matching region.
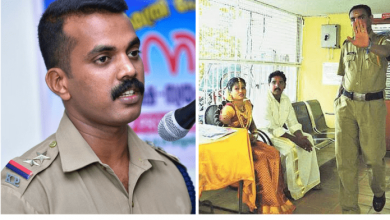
[335,95,387,214]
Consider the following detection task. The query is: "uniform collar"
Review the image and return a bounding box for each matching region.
[126,125,166,168]
[56,112,165,173]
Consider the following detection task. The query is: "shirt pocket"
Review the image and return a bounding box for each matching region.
[344,53,357,71]
[365,52,381,71]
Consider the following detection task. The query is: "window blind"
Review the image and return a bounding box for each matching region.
[199,0,303,106]
[373,24,390,100]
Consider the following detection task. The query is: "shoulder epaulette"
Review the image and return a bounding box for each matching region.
[1,134,59,195]
[144,141,182,166]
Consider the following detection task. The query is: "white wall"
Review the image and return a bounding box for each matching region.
[1,0,45,168]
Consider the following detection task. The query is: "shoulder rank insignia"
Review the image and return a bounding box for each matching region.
[24,159,39,167]
[6,160,33,180]
[33,151,51,163]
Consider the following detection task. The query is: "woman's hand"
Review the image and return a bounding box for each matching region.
[249,133,258,144]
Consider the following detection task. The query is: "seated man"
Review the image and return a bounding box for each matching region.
[1,0,192,214]
[259,70,321,200]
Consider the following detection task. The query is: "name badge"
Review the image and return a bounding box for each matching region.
[5,172,20,187]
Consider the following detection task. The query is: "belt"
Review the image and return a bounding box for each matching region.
[342,89,383,101]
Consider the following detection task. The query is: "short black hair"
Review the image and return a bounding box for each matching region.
[226,77,246,92]
[349,4,372,17]
[268,70,286,84]
[38,0,128,77]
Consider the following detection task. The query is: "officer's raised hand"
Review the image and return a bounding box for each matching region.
[347,19,370,48]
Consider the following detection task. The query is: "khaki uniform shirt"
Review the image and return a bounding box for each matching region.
[1,113,191,214]
[337,30,390,93]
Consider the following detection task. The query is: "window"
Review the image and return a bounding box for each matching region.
[372,22,390,100]
[199,0,303,112]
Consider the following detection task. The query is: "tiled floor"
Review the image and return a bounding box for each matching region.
[199,145,390,214]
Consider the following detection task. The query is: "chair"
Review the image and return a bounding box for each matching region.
[292,102,334,150]
[204,104,220,126]
[304,100,335,135]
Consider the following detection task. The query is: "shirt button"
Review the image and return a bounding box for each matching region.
[49,141,57,148]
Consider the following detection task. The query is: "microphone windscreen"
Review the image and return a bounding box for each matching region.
[158,111,190,141]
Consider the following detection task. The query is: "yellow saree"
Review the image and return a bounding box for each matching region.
[220,100,295,214]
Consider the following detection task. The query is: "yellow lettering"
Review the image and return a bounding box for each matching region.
[130,12,148,30]
[129,0,171,31]
[174,0,195,13]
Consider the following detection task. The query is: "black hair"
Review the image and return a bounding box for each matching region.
[38,0,128,77]
[226,77,246,92]
[349,4,372,17]
[268,70,286,84]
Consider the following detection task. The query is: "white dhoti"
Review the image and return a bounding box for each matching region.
[271,133,320,200]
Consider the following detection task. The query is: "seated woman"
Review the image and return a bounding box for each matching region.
[219,77,295,214]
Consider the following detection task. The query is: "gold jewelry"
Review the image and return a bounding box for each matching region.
[233,101,252,129]
[236,103,245,112]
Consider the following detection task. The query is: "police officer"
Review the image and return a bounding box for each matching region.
[1,0,193,214]
[335,4,390,214]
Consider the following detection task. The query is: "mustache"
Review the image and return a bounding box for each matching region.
[274,88,281,91]
[111,78,145,101]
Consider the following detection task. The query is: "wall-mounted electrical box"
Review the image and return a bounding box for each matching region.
[321,24,340,48]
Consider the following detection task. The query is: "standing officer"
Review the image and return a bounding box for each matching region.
[1,0,193,214]
[335,4,390,214]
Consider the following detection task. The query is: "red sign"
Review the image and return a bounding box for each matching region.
[141,32,195,76]
[382,13,390,19]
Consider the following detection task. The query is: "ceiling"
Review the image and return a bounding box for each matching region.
[255,0,390,17]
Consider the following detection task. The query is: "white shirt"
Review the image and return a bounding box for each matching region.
[261,91,302,137]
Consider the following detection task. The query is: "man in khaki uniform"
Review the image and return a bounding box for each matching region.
[335,4,390,214]
[1,0,193,214]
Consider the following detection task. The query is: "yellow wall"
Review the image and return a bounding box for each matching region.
[298,14,352,127]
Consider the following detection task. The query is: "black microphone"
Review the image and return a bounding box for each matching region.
[158,100,195,141]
